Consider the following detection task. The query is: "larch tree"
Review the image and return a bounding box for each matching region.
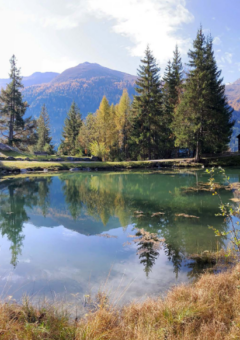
[59,101,82,155]
[36,104,54,154]
[115,89,132,159]
[0,55,36,148]
[131,46,163,160]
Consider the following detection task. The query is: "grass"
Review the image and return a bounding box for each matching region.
[0,160,203,173]
[1,261,240,339]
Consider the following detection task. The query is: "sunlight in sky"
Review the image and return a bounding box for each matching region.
[0,0,239,82]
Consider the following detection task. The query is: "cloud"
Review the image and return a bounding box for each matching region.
[213,36,222,45]
[222,52,233,64]
[85,0,194,66]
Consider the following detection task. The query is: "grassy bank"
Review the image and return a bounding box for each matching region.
[0,159,203,173]
[1,262,240,339]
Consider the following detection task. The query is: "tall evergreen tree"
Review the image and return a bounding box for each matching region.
[0,55,31,146]
[172,28,233,161]
[131,46,163,160]
[162,46,183,156]
[203,36,234,153]
[36,104,53,153]
[59,101,82,155]
[171,45,183,104]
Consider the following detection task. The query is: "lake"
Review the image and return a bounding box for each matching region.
[0,169,238,309]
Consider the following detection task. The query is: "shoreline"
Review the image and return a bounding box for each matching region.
[1,259,239,339]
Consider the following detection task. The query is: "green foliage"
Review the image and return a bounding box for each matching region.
[172,28,233,161]
[162,46,183,157]
[89,141,108,160]
[0,55,37,148]
[131,46,163,160]
[206,166,240,253]
[59,101,82,155]
[36,104,54,154]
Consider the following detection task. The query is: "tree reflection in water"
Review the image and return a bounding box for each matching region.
[0,171,232,275]
[0,177,52,267]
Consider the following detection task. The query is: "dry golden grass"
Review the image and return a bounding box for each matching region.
[1,264,240,339]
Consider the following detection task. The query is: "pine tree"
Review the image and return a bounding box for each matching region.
[172,28,233,161]
[0,55,29,146]
[131,46,163,160]
[59,101,82,155]
[36,104,53,154]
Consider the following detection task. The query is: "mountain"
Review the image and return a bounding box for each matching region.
[21,62,137,144]
[0,72,59,89]
[225,80,240,151]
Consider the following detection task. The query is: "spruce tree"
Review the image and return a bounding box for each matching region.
[172,28,233,161]
[162,47,183,157]
[132,46,163,160]
[203,37,234,153]
[59,101,82,155]
[0,55,29,146]
[173,28,233,161]
[36,104,53,154]
[171,45,183,105]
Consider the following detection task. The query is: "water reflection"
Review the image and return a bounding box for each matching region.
[0,171,234,279]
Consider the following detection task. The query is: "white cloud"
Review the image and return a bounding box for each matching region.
[0,0,194,77]
[222,52,233,64]
[213,36,222,45]
[85,0,194,65]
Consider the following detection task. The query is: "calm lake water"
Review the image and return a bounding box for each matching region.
[0,169,239,307]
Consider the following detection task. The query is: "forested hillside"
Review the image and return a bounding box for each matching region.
[0,72,59,89]
[226,80,240,150]
[21,63,137,143]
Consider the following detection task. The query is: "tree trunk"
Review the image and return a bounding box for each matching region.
[195,140,200,162]
[8,113,14,146]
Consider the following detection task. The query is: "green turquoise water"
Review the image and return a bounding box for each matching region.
[0,169,238,305]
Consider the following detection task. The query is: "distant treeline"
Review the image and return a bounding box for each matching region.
[0,27,234,161]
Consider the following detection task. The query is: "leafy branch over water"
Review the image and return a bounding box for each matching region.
[206,167,240,253]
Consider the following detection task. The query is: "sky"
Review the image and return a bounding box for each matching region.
[0,0,239,83]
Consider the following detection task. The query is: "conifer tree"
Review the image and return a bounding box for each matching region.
[203,37,234,153]
[36,104,53,154]
[78,113,99,155]
[171,46,183,105]
[172,28,233,161]
[162,47,183,156]
[59,101,82,155]
[0,55,36,147]
[131,46,163,160]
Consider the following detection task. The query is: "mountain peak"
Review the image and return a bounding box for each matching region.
[51,62,136,84]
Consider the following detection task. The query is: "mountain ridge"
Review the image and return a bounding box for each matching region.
[20,62,137,144]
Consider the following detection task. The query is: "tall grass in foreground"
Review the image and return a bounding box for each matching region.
[1,262,240,339]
